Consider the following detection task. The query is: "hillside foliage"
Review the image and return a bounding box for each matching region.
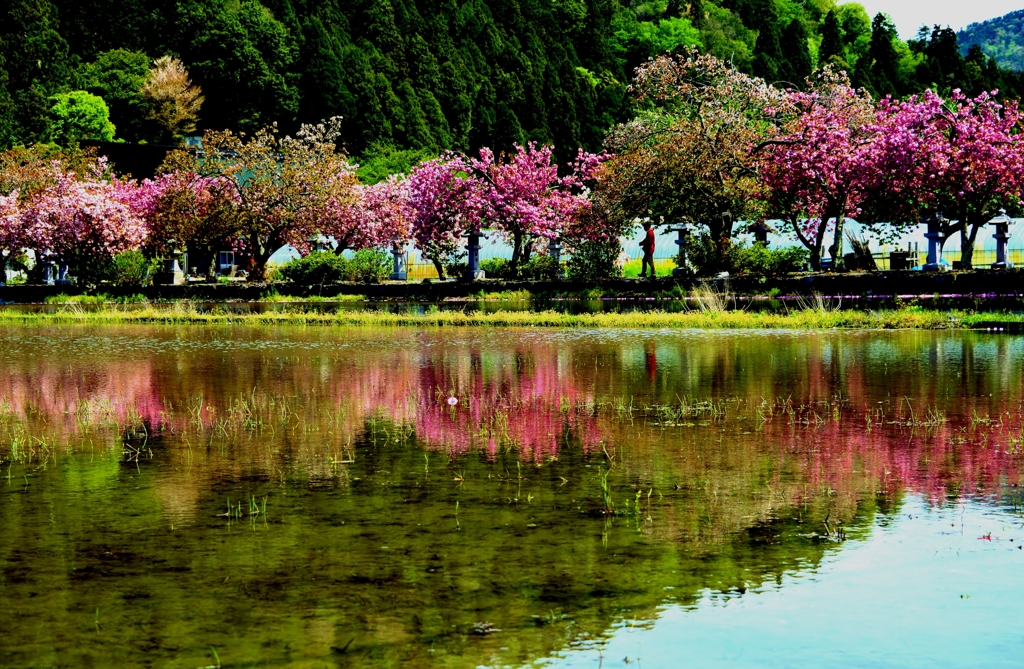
[1,0,1022,168]
[959,10,1024,72]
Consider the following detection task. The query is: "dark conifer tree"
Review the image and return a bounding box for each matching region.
[0,0,74,144]
[689,0,705,29]
[779,19,812,85]
[298,17,355,127]
[924,26,966,91]
[868,13,901,97]
[850,54,876,97]
[818,10,846,68]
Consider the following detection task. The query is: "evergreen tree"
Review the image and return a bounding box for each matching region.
[748,0,785,82]
[297,17,355,127]
[850,53,876,97]
[779,19,812,85]
[923,26,966,91]
[175,0,299,133]
[818,10,846,68]
[0,55,14,147]
[1,0,74,145]
[689,0,705,29]
[5,0,1022,158]
[868,13,900,97]
[79,49,151,142]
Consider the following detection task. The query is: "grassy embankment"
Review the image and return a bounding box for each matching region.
[0,303,1021,329]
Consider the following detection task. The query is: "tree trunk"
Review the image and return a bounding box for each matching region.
[249,231,281,281]
[829,216,846,271]
[787,217,817,271]
[960,219,982,269]
[708,211,733,273]
[205,251,218,280]
[522,237,533,264]
[808,215,830,272]
[432,257,447,280]
[510,230,524,275]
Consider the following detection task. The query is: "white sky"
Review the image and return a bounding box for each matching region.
[853,0,1024,39]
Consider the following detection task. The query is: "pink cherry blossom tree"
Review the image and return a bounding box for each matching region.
[134,171,241,277]
[757,69,878,271]
[406,154,486,280]
[320,175,413,254]
[19,162,148,281]
[866,90,1024,268]
[467,142,608,274]
[161,118,360,279]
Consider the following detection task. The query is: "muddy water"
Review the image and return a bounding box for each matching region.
[1,325,1023,668]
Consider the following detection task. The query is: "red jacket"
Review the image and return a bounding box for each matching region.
[640,229,655,253]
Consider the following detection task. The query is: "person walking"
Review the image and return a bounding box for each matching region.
[639,221,656,279]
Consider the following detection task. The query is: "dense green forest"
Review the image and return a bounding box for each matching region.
[959,10,1024,72]
[2,0,1022,170]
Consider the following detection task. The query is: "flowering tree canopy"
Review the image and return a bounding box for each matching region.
[867,90,1024,268]
[467,142,608,273]
[757,69,878,270]
[321,175,413,254]
[162,117,360,279]
[135,171,240,276]
[19,162,148,278]
[598,49,786,271]
[407,154,485,279]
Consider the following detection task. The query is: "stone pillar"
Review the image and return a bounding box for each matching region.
[465,230,484,281]
[42,259,55,285]
[157,248,186,285]
[750,221,769,246]
[546,238,564,278]
[56,263,71,285]
[390,239,408,281]
[991,209,1014,269]
[922,213,948,272]
[668,226,691,276]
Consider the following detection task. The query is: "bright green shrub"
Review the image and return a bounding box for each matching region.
[278,251,349,284]
[731,244,808,276]
[567,240,622,280]
[480,258,513,278]
[108,250,151,287]
[279,250,392,284]
[48,91,117,144]
[520,255,561,280]
[348,249,391,283]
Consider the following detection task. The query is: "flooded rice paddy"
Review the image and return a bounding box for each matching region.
[1,325,1023,668]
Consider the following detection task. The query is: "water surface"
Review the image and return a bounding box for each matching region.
[1,325,1023,668]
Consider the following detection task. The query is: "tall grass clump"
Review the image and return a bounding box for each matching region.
[0,303,1001,329]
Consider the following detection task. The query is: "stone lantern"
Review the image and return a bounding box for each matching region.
[922,212,948,272]
[157,240,186,285]
[39,251,56,285]
[989,208,1014,269]
[546,237,564,278]
[667,224,692,276]
[465,229,485,281]
[389,238,408,281]
[750,220,770,246]
[310,234,330,253]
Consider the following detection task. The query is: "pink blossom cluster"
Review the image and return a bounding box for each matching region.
[12,161,148,262]
[317,175,414,253]
[757,78,1024,266]
[405,143,610,266]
